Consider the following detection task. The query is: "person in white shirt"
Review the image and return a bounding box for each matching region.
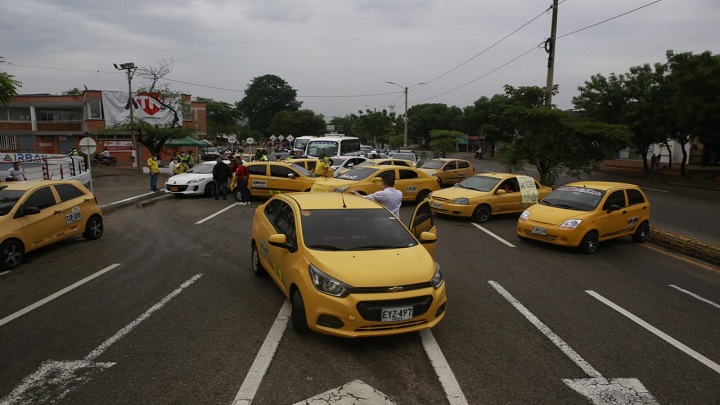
[101,147,110,157]
[6,162,26,181]
[167,157,178,177]
[349,172,402,217]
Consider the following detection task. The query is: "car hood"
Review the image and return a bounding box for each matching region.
[308,246,436,287]
[167,173,210,184]
[527,204,594,225]
[433,186,491,200]
[311,178,356,192]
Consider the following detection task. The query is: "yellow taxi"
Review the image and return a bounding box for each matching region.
[517,181,651,254]
[311,165,440,203]
[237,161,317,200]
[428,173,552,223]
[417,158,476,186]
[0,180,104,270]
[334,158,414,177]
[251,192,445,337]
[285,158,318,173]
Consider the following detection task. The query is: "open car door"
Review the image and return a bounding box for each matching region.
[408,199,437,256]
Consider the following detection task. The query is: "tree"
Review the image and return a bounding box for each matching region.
[497,108,632,186]
[267,109,326,137]
[407,103,463,146]
[62,88,84,96]
[195,97,243,139]
[236,75,302,136]
[352,109,397,147]
[428,130,464,158]
[0,57,21,105]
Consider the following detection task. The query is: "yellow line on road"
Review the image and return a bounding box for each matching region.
[641,244,720,273]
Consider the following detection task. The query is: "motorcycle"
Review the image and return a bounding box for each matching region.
[91,154,118,166]
[474,149,484,159]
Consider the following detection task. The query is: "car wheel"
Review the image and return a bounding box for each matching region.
[91,159,99,167]
[415,189,431,204]
[632,221,650,243]
[251,242,265,277]
[291,289,309,334]
[204,182,216,197]
[0,239,25,270]
[579,231,599,254]
[472,204,491,223]
[82,215,104,240]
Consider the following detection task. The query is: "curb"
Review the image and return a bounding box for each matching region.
[649,227,720,267]
[100,191,170,214]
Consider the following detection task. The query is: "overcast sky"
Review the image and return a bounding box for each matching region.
[1,0,718,120]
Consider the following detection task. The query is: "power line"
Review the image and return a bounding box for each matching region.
[557,0,662,40]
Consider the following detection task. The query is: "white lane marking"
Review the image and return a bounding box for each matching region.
[489,281,602,378]
[195,202,241,224]
[669,285,720,309]
[642,187,668,193]
[104,192,158,206]
[471,223,516,247]
[586,290,720,375]
[86,273,203,361]
[420,330,469,405]
[232,301,290,405]
[0,263,122,328]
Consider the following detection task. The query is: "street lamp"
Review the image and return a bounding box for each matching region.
[114,62,138,167]
[386,81,424,147]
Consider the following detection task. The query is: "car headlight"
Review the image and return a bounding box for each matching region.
[559,219,582,229]
[332,186,348,192]
[431,262,444,289]
[519,210,530,222]
[188,178,205,184]
[309,264,351,297]
[428,171,437,176]
[452,198,469,205]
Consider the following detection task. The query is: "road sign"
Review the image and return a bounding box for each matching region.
[269,135,277,141]
[278,135,285,141]
[79,137,97,155]
[286,135,295,141]
[246,137,255,145]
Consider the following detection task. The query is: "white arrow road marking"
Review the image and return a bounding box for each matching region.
[196,202,241,224]
[0,273,203,405]
[587,290,720,375]
[0,263,122,328]
[471,223,516,247]
[489,281,658,404]
[293,380,397,405]
[420,330,469,405]
[668,284,720,309]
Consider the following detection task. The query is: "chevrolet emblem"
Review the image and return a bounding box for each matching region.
[387,286,403,292]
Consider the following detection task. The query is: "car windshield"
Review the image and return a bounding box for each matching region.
[393,153,416,162]
[302,209,417,251]
[455,175,500,192]
[540,186,605,211]
[336,167,380,181]
[0,189,26,216]
[418,160,444,169]
[186,164,214,174]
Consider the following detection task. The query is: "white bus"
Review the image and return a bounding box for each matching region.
[306,136,362,157]
[293,136,314,153]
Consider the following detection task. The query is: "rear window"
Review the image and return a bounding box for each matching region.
[248,164,267,176]
[55,183,86,202]
[627,188,646,205]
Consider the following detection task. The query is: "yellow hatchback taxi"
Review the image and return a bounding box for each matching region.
[237,161,317,200]
[517,181,651,254]
[417,158,476,186]
[429,173,552,223]
[251,192,445,337]
[311,165,440,203]
[0,180,104,270]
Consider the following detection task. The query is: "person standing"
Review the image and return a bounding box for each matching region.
[349,172,402,217]
[186,150,195,168]
[167,157,178,177]
[212,157,231,200]
[313,154,333,178]
[235,159,251,205]
[5,162,27,181]
[147,156,160,192]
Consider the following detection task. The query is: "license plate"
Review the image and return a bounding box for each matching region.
[531,226,547,236]
[169,186,178,192]
[382,306,413,322]
[430,202,442,209]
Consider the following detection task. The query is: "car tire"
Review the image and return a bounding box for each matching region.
[91,159,99,167]
[82,215,104,240]
[251,242,265,277]
[471,204,491,223]
[0,239,24,270]
[204,182,216,197]
[579,231,599,254]
[632,221,650,243]
[291,290,309,334]
[415,189,431,204]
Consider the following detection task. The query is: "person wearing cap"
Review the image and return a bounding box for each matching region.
[147,155,160,192]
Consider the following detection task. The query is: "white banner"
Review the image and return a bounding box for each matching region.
[101,91,183,127]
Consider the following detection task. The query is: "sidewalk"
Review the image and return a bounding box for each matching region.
[601,159,720,192]
[88,166,165,210]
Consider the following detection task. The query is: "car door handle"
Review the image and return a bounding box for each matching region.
[622,210,627,214]
[53,210,62,215]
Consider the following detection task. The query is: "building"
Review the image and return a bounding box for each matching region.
[0,90,207,166]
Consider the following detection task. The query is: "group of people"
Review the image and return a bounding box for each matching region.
[167,151,195,175]
[650,154,662,174]
[211,156,250,203]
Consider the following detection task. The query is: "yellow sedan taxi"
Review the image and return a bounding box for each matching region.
[0,180,104,270]
[517,181,651,254]
[237,161,317,200]
[251,192,445,338]
[428,173,552,223]
[417,158,475,187]
[311,165,440,203]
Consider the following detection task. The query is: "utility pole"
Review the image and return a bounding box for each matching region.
[114,62,138,167]
[386,81,424,147]
[544,0,559,107]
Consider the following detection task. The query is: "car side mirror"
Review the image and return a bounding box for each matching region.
[372,177,382,184]
[268,233,297,252]
[287,173,296,179]
[16,206,41,218]
[496,189,507,195]
[418,231,437,244]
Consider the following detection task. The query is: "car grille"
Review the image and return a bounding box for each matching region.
[351,282,433,294]
[355,319,429,332]
[166,184,189,192]
[519,229,558,242]
[356,295,433,321]
[431,196,450,203]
